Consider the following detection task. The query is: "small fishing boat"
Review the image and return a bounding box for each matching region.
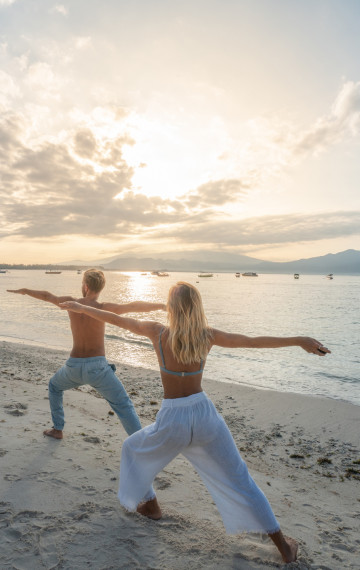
[235,272,241,278]
[326,273,334,280]
[45,270,62,274]
[198,273,213,278]
[151,271,169,277]
[242,272,258,277]
[294,273,299,279]
[77,269,82,274]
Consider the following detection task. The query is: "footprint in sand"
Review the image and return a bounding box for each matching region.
[4,474,21,481]
[4,403,28,416]
[83,436,101,444]
[154,476,172,490]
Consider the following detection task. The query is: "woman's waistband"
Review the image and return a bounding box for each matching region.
[161,391,208,408]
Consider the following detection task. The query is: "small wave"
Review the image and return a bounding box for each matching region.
[105,333,153,350]
[317,371,360,384]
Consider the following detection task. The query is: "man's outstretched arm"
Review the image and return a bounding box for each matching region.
[101,301,166,314]
[7,288,74,306]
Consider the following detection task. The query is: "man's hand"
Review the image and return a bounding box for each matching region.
[299,337,331,356]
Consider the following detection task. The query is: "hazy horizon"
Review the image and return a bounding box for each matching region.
[1,0,360,264]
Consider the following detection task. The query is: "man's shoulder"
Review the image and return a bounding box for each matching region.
[75,298,102,307]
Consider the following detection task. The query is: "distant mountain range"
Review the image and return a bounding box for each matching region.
[61,249,360,275]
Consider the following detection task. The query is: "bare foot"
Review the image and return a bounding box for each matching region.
[281,536,298,564]
[43,428,63,440]
[136,497,162,520]
[268,530,298,563]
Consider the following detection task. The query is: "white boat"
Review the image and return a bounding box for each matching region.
[0,269,8,273]
[198,273,213,278]
[294,273,299,279]
[151,271,169,277]
[242,272,258,277]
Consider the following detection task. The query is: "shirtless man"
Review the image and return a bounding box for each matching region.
[7,268,165,440]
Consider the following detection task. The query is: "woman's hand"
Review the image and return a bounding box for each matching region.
[298,337,331,356]
[59,301,84,312]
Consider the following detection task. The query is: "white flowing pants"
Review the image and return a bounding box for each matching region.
[118,391,280,535]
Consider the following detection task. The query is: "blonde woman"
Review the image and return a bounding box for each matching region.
[60,282,330,564]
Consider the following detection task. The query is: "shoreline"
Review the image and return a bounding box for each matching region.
[1,335,358,408]
[1,339,359,569]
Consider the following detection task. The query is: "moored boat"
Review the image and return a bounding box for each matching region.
[235,272,241,278]
[294,273,299,279]
[151,271,169,276]
[242,272,258,277]
[45,270,62,274]
[198,273,213,278]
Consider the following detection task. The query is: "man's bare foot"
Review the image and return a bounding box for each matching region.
[43,428,63,440]
[268,530,298,563]
[136,497,162,520]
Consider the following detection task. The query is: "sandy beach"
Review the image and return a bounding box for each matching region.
[1,340,359,570]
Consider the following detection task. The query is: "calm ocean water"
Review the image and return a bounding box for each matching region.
[1,270,359,406]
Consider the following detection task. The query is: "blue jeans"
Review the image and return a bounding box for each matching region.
[48,357,142,435]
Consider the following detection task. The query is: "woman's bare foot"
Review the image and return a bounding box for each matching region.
[136,497,162,520]
[268,530,298,563]
[281,536,298,563]
[43,428,63,440]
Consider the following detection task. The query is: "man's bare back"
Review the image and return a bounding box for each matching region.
[68,298,107,357]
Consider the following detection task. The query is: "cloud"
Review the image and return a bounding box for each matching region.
[0,70,21,105]
[293,81,360,156]
[0,114,191,239]
[151,211,360,248]
[186,178,248,207]
[24,62,65,100]
[75,37,91,50]
[53,4,68,16]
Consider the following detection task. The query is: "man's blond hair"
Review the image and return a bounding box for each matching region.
[83,269,106,293]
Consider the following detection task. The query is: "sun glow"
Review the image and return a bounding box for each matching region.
[121,112,235,200]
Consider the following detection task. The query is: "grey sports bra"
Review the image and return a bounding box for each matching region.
[159,327,204,377]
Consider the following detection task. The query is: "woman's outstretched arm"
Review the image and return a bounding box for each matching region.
[59,301,157,337]
[211,329,330,356]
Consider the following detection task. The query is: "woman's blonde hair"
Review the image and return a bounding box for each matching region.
[167,282,212,364]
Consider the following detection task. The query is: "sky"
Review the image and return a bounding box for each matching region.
[1,0,360,264]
